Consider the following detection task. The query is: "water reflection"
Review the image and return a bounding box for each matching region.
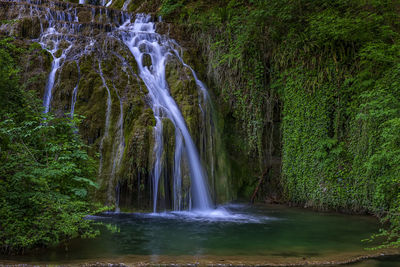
[2,204,384,263]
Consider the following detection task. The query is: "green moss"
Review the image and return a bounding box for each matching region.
[0,19,17,25]
[77,10,92,23]
[110,0,124,9]
[29,42,42,51]
[165,57,200,139]
[54,49,62,58]
[51,61,79,116]
[75,54,106,152]
[8,39,53,98]
[17,17,41,39]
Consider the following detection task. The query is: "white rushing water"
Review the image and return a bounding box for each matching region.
[173,132,184,211]
[118,14,212,211]
[40,31,72,114]
[141,204,277,224]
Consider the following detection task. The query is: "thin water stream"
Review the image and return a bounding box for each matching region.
[97,61,113,178]
[70,61,80,118]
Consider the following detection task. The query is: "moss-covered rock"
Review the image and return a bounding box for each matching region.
[165,56,200,141]
[17,17,41,39]
[77,10,92,23]
[19,42,52,97]
[51,61,79,116]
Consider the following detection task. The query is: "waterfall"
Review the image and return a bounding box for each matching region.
[98,62,112,177]
[152,116,163,212]
[119,14,212,211]
[108,84,125,208]
[40,34,72,114]
[18,0,218,211]
[97,63,126,206]
[173,132,184,211]
[115,181,121,212]
[42,51,60,114]
[70,61,80,118]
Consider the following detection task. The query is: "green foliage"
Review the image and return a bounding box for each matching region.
[171,0,276,165]
[0,104,101,254]
[271,0,400,248]
[159,0,185,18]
[352,65,400,248]
[0,37,23,114]
[0,37,101,254]
[165,0,400,247]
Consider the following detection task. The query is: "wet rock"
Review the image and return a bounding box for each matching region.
[17,17,41,38]
[77,10,92,23]
[142,53,152,68]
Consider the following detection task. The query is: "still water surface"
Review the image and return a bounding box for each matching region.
[3,204,397,264]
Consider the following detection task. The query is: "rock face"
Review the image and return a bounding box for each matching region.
[0,0,232,211]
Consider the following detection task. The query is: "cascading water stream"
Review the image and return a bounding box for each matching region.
[118,14,212,211]
[97,63,126,205]
[152,116,163,212]
[70,61,80,118]
[41,33,72,114]
[170,42,209,102]
[173,132,184,211]
[122,0,131,11]
[170,44,218,195]
[98,62,112,176]
[108,84,125,207]
[42,52,60,113]
[111,84,125,178]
